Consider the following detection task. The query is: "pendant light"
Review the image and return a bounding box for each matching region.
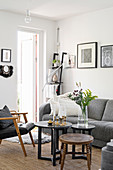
[25,9,31,23]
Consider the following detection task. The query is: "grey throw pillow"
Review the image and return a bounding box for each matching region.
[102,100,113,121]
[0,105,14,129]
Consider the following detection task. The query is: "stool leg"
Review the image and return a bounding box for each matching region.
[61,143,66,170]
[72,145,75,159]
[86,144,91,170]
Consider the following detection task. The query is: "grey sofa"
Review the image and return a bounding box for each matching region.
[39,99,113,148]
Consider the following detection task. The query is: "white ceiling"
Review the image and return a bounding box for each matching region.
[1,0,113,20]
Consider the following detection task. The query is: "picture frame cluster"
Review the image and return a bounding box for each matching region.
[77,42,113,68]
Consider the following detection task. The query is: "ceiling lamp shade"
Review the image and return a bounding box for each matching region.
[25,9,31,23]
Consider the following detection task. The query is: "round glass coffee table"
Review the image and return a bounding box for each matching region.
[71,124,95,160]
[35,121,72,166]
[72,124,95,135]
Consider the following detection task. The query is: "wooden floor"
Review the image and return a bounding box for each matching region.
[0,140,101,170]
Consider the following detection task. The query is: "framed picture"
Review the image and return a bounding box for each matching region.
[77,42,97,68]
[101,45,113,68]
[63,54,75,68]
[1,49,11,62]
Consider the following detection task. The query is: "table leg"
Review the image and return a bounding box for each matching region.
[63,128,68,152]
[56,129,59,150]
[51,129,53,155]
[88,130,91,135]
[86,144,91,170]
[38,127,42,159]
[53,128,56,166]
[63,128,68,134]
[72,145,76,159]
[61,143,66,170]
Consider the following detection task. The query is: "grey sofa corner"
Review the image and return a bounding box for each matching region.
[39,98,113,148]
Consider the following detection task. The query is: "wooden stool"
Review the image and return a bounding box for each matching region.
[59,133,94,170]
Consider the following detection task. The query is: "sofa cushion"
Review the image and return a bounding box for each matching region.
[49,96,81,117]
[88,99,108,120]
[102,100,113,121]
[39,103,51,121]
[0,105,14,129]
[89,120,113,142]
[66,116,78,124]
[42,114,53,121]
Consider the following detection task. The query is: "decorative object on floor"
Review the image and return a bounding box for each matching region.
[101,141,113,170]
[0,65,13,78]
[77,42,97,68]
[101,45,113,68]
[0,105,35,157]
[4,130,51,144]
[1,49,11,62]
[68,82,98,127]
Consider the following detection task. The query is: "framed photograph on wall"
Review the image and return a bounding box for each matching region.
[101,45,113,68]
[77,42,97,68]
[63,54,75,68]
[1,49,11,62]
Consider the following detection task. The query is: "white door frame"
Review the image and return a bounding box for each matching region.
[17,27,46,122]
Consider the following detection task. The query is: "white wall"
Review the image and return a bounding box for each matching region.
[57,7,113,99]
[0,11,56,109]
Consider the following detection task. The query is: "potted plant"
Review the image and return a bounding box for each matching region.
[52,59,60,67]
[68,82,98,126]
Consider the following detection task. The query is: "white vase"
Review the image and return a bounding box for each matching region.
[52,73,58,82]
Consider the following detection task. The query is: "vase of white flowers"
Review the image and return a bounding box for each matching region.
[68,82,98,127]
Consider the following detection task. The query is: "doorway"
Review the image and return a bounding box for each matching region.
[17,30,39,122]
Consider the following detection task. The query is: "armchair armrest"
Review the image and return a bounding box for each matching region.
[11,112,28,123]
[10,110,17,113]
[39,103,51,121]
[11,112,28,115]
[0,116,18,120]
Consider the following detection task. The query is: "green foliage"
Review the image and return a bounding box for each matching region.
[52,59,57,63]
[52,59,60,64]
[68,83,98,113]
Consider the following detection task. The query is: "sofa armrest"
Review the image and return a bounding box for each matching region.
[39,103,51,121]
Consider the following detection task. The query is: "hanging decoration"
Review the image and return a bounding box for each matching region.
[0,65,13,78]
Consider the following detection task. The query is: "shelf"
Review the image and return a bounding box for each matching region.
[47,82,63,85]
[51,66,59,69]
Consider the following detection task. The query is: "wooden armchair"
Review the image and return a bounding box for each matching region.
[0,106,35,157]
